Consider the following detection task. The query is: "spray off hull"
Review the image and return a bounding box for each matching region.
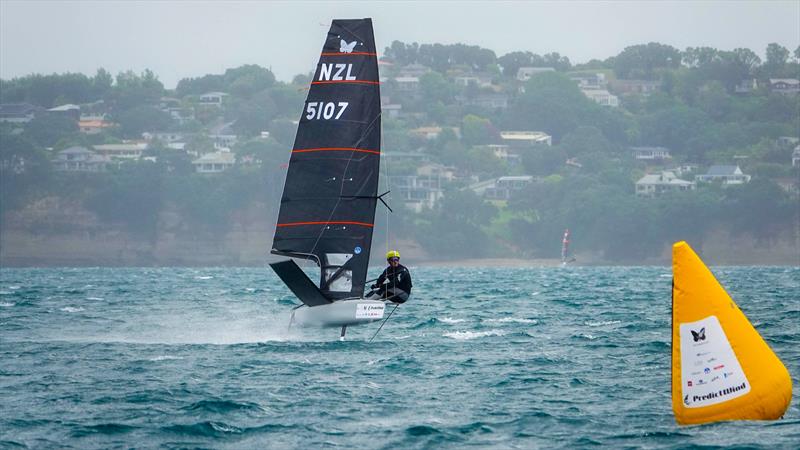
[292,299,385,328]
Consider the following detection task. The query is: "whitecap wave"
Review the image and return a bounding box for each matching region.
[86,297,104,301]
[8,286,21,290]
[195,276,214,280]
[60,306,85,313]
[0,302,15,307]
[443,330,506,340]
[585,320,621,327]
[439,317,466,324]
[530,291,541,296]
[484,317,538,324]
[149,355,184,361]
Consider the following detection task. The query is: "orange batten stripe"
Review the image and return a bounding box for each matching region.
[311,80,380,85]
[292,147,380,155]
[320,52,377,56]
[277,221,374,228]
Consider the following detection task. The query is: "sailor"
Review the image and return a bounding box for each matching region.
[370,250,412,303]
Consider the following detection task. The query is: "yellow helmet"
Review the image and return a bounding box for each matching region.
[386,250,400,260]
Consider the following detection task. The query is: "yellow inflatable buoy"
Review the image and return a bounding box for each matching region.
[671,241,792,425]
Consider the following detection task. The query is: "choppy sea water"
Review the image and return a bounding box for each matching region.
[0,266,798,449]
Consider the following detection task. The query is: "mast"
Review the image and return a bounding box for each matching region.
[561,229,570,264]
[271,19,381,301]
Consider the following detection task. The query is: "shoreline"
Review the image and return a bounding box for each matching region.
[1,257,797,268]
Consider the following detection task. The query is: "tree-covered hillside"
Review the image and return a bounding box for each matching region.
[1,41,798,263]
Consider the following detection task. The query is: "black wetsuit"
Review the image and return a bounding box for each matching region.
[372,263,412,303]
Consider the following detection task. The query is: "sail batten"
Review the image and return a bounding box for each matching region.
[272,18,381,301]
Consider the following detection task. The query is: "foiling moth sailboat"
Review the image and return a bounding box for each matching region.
[269,19,388,337]
[671,241,792,425]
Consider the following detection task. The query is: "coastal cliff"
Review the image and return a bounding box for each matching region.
[2,196,797,267]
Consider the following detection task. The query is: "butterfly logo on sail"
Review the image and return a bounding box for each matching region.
[691,327,706,342]
[340,40,357,53]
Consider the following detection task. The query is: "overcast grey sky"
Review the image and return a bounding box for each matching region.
[1,1,798,88]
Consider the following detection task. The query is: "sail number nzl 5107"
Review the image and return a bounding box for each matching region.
[305,102,348,120]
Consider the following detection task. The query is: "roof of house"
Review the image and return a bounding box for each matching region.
[79,120,112,128]
[48,104,80,112]
[769,78,800,86]
[582,89,615,98]
[705,165,742,176]
[93,142,148,151]
[498,175,535,182]
[500,131,551,141]
[59,146,93,155]
[192,151,236,165]
[54,146,110,163]
[636,171,693,186]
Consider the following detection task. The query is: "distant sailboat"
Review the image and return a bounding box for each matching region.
[671,241,792,425]
[269,19,389,338]
[560,229,574,266]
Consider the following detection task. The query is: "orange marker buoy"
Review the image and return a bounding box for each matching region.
[671,241,792,425]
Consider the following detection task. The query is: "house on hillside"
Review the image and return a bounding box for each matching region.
[500,131,552,147]
[483,176,538,201]
[631,146,672,161]
[570,73,607,89]
[160,97,195,124]
[52,146,110,172]
[791,145,800,167]
[209,121,238,149]
[581,88,619,107]
[198,91,229,107]
[695,165,751,185]
[516,67,555,82]
[609,79,661,96]
[454,74,494,88]
[456,93,509,109]
[410,126,443,140]
[769,79,799,96]
[143,131,185,143]
[416,162,458,182]
[93,142,148,159]
[0,103,41,123]
[389,174,444,213]
[192,150,235,173]
[394,76,420,92]
[635,171,695,197]
[78,115,114,134]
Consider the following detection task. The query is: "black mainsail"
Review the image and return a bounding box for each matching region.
[271,19,381,303]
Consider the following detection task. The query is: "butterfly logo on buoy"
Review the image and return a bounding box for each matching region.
[691,327,706,342]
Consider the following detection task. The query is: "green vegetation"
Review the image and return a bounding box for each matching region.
[1,41,798,262]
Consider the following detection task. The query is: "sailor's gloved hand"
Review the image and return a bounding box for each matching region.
[371,284,379,289]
